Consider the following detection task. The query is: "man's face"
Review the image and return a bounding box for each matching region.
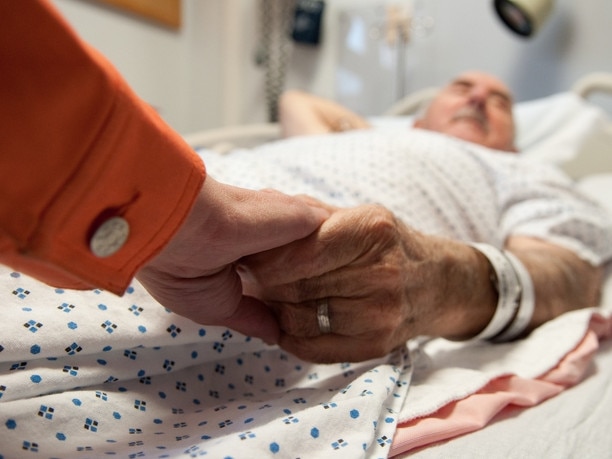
[414,72,517,152]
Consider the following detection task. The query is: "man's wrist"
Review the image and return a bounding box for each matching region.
[430,239,499,340]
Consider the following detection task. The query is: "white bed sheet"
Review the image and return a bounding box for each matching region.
[399,339,612,458]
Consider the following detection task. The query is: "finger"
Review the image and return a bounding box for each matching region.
[228,184,330,254]
[278,333,398,364]
[244,245,408,305]
[259,191,339,214]
[188,269,281,344]
[139,264,281,344]
[241,205,388,285]
[202,178,329,263]
[268,295,404,338]
[188,267,281,344]
[292,194,340,213]
[221,295,280,345]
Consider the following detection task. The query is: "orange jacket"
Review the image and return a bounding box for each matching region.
[0,0,205,294]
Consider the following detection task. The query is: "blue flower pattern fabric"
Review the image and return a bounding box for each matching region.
[0,267,411,458]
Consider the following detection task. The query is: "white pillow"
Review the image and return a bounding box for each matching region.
[515,92,612,179]
[577,173,612,214]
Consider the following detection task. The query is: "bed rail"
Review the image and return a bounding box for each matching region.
[571,72,612,98]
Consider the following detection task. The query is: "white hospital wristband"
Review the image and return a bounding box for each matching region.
[492,250,535,342]
[468,243,522,341]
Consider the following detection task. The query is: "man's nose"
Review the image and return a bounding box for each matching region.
[467,86,488,107]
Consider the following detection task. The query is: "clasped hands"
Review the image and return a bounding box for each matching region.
[240,198,495,363]
[137,178,493,364]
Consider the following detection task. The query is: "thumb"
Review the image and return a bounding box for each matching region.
[222,295,280,345]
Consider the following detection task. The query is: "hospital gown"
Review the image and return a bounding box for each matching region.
[0,129,610,459]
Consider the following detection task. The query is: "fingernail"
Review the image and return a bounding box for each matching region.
[313,206,331,220]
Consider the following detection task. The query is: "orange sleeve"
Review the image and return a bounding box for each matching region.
[0,0,206,294]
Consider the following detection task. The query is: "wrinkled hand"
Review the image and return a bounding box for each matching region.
[239,202,494,363]
[136,178,328,344]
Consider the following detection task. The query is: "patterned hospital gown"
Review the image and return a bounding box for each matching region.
[0,129,610,459]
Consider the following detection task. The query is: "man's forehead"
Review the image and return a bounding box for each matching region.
[447,72,513,99]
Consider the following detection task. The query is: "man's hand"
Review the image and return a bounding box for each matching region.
[239,203,496,362]
[136,177,329,344]
[278,90,371,138]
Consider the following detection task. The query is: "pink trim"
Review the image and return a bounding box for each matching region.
[390,313,611,456]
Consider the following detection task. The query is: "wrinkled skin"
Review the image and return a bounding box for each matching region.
[239,198,602,363]
[239,200,493,363]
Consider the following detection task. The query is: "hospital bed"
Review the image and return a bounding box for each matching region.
[183,72,612,458]
[1,74,611,459]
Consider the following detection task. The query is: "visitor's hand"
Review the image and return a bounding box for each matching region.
[136,178,329,344]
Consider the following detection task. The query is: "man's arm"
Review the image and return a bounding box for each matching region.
[239,204,605,363]
[504,235,603,331]
[278,90,371,138]
[434,235,604,341]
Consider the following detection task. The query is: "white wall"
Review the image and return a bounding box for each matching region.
[286,0,612,114]
[52,0,612,133]
[52,0,227,134]
[414,0,612,100]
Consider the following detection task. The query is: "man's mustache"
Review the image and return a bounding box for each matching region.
[451,106,489,133]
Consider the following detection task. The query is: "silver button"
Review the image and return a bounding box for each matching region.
[90,217,130,258]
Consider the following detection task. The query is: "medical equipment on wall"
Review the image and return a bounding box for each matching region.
[494,0,555,37]
[335,1,434,116]
[255,0,325,122]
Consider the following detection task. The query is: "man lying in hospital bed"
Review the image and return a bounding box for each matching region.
[235,71,610,362]
[1,72,612,458]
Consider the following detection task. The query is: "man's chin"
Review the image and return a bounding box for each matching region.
[445,127,487,146]
[446,129,516,152]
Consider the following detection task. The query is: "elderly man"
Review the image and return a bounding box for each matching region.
[278,71,517,152]
[233,71,611,363]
